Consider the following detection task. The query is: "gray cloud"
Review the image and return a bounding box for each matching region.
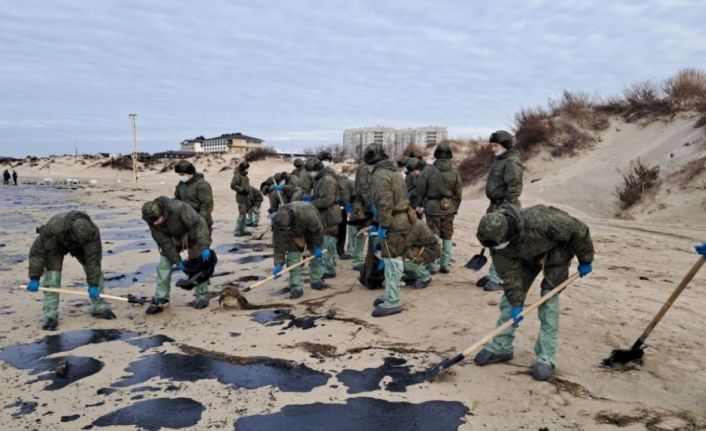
[1,0,705,156]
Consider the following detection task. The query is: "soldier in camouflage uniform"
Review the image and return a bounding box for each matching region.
[247,186,263,227]
[402,220,441,289]
[291,158,313,197]
[174,160,214,233]
[348,161,373,271]
[142,197,213,314]
[415,143,463,274]
[306,157,341,284]
[479,130,524,292]
[26,211,115,330]
[338,174,355,258]
[406,157,426,216]
[230,161,252,236]
[272,202,326,298]
[365,143,412,317]
[474,204,594,381]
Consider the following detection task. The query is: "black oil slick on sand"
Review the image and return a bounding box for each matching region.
[0,328,470,430]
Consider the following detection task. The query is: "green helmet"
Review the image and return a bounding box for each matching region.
[70,218,96,243]
[363,143,388,165]
[142,201,162,223]
[405,157,421,171]
[274,172,287,182]
[396,156,409,168]
[476,212,509,248]
[174,160,196,175]
[317,151,333,162]
[305,157,323,172]
[433,143,453,160]
[293,158,304,168]
[489,130,514,149]
[238,161,250,171]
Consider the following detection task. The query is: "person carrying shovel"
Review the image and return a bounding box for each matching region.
[473,204,594,380]
[141,197,213,314]
[271,201,326,298]
[26,211,116,330]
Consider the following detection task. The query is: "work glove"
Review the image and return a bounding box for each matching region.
[174,261,186,272]
[377,226,388,241]
[88,286,100,300]
[200,248,211,262]
[274,184,284,192]
[313,245,323,259]
[376,259,385,271]
[695,242,706,258]
[368,225,378,239]
[302,194,313,202]
[511,306,524,327]
[344,202,353,215]
[578,262,592,277]
[367,204,377,216]
[27,279,40,293]
[273,263,284,279]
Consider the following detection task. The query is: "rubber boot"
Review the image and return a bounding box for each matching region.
[89,273,112,317]
[286,251,303,299]
[42,271,62,328]
[323,235,337,278]
[372,257,403,317]
[192,282,210,309]
[234,215,251,236]
[252,210,260,227]
[440,239,454,273]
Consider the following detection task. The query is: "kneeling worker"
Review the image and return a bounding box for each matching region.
[473,204,594,380]
[272,201,326,298]
[142,197,213,314]
[402,220,441,289]
[27,211,115,330]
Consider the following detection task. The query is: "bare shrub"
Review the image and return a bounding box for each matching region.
[101,157,134,170]
[663,68,706,110]
[671,157,706,188]
[244,146,278,162]
[614,159,661,210]
[514,106,553,153]
[402,143,424,158]
[458,143,494,185]
[303,144,348,162]
[621,81,675,122]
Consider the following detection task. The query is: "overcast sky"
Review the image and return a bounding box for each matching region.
[1,0,705,157]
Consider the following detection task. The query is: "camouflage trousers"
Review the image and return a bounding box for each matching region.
[310,235,337,280]
[286,251,304,293]
[42,270,109,320]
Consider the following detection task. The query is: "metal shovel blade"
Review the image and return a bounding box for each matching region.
[425,353,465,382]
[465,248,487,271]
[602,340,645,367]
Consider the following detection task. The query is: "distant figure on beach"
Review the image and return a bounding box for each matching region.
[12,169,17,185]
[2,169,9,185]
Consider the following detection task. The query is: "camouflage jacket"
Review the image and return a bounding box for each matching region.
[146,197,212,264]
[312,167,342,232]
[415,159,463,216]
[230,171,250,203]
[174,173,214,226]
[291,167,313,195]
[272,202,325,265]
[338,175,355,204]
[29,211,102,286]
[249,186,264,209]
[370,159,411,232]
[404,220,441,263]
[492,204,594,306]
[485,149,523,207]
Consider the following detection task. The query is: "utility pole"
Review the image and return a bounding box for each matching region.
[129,113,138,183]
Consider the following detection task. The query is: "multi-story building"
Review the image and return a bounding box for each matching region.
[180,133,264,155]
[343,126,447,157]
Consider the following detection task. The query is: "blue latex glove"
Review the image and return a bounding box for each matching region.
[376,259,385,271]
[302,194,313,202]
[313,245,323,259]
[377,226,388,241]
[88,285,100,300]
[578,262,592,277]
[201,248,211,262]
[368,225,378,239]
[511,306,524,327]
[695,242,706,258]
[175,261,186,272]
[274,184,284,192]
[367,204,377,216]
[344,202,353,215]
[273,263,284,279]
[27,279,40,292]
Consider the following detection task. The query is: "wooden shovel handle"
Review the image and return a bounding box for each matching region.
[461,272,581,357]
[36,287,130,302]
[637,257,705,344]
[248,250,328,291]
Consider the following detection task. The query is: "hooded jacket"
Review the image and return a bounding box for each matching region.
[485,149,523,208]
[312,166,342,232]
[174,173,214,226]
[230,170,251,203]
[144,197,212,264]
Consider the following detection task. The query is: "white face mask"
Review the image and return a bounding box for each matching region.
[493,241,510,250]
[493,148,507,157]
[179,175,191,183]
[322,161,331,168]
[309,172,317,178]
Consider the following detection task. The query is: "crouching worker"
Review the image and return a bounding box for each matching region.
[142,197,213,314]
[402,220,441,289]
[272,201,326,298]
[473,204,594,380]
[27,211,115,331]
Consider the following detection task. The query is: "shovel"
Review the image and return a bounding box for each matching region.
[602,257,705,367]
[256,224,272,240]
[35,287,149,305]
[219,250,327,307]
[425,272,580,381]
[465,248,488,271]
